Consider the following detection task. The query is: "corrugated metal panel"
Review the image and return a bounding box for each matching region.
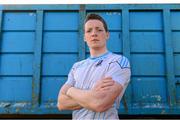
[0,4,180,115]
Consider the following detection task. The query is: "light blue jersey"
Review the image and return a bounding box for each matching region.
[65,51,131,120]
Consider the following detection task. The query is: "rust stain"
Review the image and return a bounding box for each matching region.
[122,96,128,113]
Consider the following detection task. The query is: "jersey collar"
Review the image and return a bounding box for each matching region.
[89,51,111,61]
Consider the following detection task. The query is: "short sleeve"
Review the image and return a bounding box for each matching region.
[65,65,76,86]
[105,56,131,87]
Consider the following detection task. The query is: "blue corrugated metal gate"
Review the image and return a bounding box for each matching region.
[0,4,180,115]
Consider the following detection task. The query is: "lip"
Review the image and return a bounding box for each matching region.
[91,39,99,42]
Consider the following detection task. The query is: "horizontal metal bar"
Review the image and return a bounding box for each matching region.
[131,75,166,77]
[176,79,180,84]
[0,5,80,10]
[130,52,165,54]
[86,4,180,10]
[0,104,180,114]
[0,4,180,11]
[41,75,68,77]
[0,52,34,54]
[42,52,78,54]
[0,75,32,77]
[129,29,164,32]
[43,30,78,32]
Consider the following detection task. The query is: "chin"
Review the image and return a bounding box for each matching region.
[87,43,106,49]
[90,45,104,50]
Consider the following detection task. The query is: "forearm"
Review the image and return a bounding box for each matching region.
[58,93,82,110]
[57,84,82,110]
[66,87,109,112]
[66,83,122,112]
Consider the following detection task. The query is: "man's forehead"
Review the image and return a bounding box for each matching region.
[85,20,104,28]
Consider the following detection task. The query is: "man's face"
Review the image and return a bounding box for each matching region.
[84,20,109,50]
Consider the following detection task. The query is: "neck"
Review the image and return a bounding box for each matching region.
[90,47,108,58]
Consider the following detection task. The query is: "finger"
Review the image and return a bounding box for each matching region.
[100,82,114,88]
[104,77,112,80]
[99,87,111,91]
[96,77,112,83]
[102,79,114,83]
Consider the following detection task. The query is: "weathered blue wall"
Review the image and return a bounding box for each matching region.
[0,4,179,115]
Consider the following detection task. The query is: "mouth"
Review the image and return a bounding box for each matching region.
[91,39,99,42]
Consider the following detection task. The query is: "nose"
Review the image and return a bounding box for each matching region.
[91,29,97,37]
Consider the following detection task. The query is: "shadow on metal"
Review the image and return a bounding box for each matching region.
[0,114,180,119]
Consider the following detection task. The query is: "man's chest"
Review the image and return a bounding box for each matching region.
[74,61,109,89]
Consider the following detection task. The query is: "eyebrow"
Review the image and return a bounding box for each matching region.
[86,27,103,30]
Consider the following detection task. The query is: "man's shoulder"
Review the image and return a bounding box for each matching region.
[108,53,130,68]
[108,53,123,61]
[72,59,88,69]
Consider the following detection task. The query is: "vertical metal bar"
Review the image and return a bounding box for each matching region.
[78,5,86,60]
[32,10,43,108]
[0,10,3,89]
[0,11,3,52]
[122,9,131,113]
[163,9,176,107]
[122,9,130,58]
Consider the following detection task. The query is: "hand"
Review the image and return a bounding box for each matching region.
[60,85,72,95]
[92,77,114,91]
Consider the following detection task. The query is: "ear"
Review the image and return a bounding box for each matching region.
[106,32,110,40]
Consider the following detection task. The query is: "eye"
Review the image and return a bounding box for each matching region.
[86,29,91,33]
[98,29,103,32]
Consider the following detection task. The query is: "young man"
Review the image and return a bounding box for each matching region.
[57,13,131,119]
